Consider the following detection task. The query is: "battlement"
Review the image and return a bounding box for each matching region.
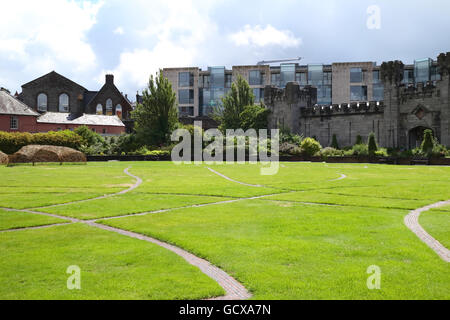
[398,81,441,103]
[301,101,385,117]
[264,82,317,105]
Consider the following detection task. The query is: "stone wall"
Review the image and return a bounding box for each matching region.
[264,75,450,149]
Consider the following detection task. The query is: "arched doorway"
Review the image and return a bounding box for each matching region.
[409,126,432,150]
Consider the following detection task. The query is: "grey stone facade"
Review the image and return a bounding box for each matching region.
[264,75,450,150]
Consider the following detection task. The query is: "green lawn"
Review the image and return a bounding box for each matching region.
[0,161,449,300]
[40,192,232,220]
[101,199,450,300]
[0,209,65,231]
[0,223,223,299]
[420,206,450,249]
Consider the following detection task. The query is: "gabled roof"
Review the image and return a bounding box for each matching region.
[21,71,87,91]
[0,90,40,116]
[86,81,132,110]
[37,112,125,127]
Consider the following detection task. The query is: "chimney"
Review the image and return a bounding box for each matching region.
[106,74,114,85]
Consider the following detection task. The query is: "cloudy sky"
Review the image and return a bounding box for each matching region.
[1,0,449,100]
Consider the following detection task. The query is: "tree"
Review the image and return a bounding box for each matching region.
[132,71,179,146]
[331,134,339,149]
[240,104,270,131]
[421,129,434,157]
[74,125,104,147]
[367,132,378,156]
[355,135,363,145]
[213,75,255,131]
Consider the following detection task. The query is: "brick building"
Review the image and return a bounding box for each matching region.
[0,89,125,135]
[18,71,133,132]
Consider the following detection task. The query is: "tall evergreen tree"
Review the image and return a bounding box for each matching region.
[132,71,179,146]
[367,132,378,156]
[331,134,339,149]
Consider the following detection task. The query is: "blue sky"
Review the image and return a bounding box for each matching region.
[1,0,449,101]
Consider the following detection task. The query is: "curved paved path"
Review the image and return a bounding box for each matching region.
[33,167,143,209]
[404,200,450,262]
[1,167,253,300]
[87,222,252,300]
[330,173,347,181]
[207,167,263,187]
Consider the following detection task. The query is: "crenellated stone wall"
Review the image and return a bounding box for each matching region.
[264,75,450,149]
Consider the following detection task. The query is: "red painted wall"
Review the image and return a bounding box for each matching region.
[0,115,38,133]
[0,115,125,135]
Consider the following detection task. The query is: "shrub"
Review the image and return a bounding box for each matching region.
[331,134,339,149]
[367,132,378,156]
[300,137,322,156]
[375,148,388,157]
[320,147,344,158]
[346,144,369,157]
[0,130,82,154]
[280,142,297,155]
[421,129,434,156]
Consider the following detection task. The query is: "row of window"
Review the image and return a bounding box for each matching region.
[96,99,123,118]
[37,93,69,112]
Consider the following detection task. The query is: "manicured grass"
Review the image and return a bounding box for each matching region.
[0,223,223,299]
[41,192,232,220]
[1,161,449,300]
[0,209,65,231]
[420,207,450,248]
[0,163,131,209]
[101,200,450,300]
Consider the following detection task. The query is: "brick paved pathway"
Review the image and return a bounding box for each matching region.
[404,200,450,262]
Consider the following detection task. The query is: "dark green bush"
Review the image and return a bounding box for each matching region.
[421,129,434,156]
[368,132,378,156]
[0,130,82,154]
[331,134,339,149]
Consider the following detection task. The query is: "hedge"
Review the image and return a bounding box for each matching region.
[0,131,83,154]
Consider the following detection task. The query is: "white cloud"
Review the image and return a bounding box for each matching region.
[101,0,218,92]
[229,24,301,48]
[0,0,103,75]
[114,27,125,35]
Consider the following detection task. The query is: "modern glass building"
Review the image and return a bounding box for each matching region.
[162,57,441,117]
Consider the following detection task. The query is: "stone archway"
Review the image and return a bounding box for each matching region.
[408,126,433,150]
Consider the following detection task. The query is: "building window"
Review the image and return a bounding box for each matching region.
[225,74,232,88]
[350,86,367,101]
[271,73,281,87]
[37,93,47,112]
[106,99,113,115]
[253,88,264,103]
[115,104,122,119]
[308,64,324,86]
[373,70,381,84]
[317,85,332,105]
[280,64,296,87]
[350,68,363,83]
[96,104,103,115]
[179,89,194,104]
[10,116,18,130]
[295,72,307,85]
[373,84,384,101]
[323,72,332,85]
[178,72,194,87]
[414,58,432,83]
[249,70,261,85]
[402,69,415,84]
[59,93,69,112]
[431,66,441,81]
[102,129,107,134]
